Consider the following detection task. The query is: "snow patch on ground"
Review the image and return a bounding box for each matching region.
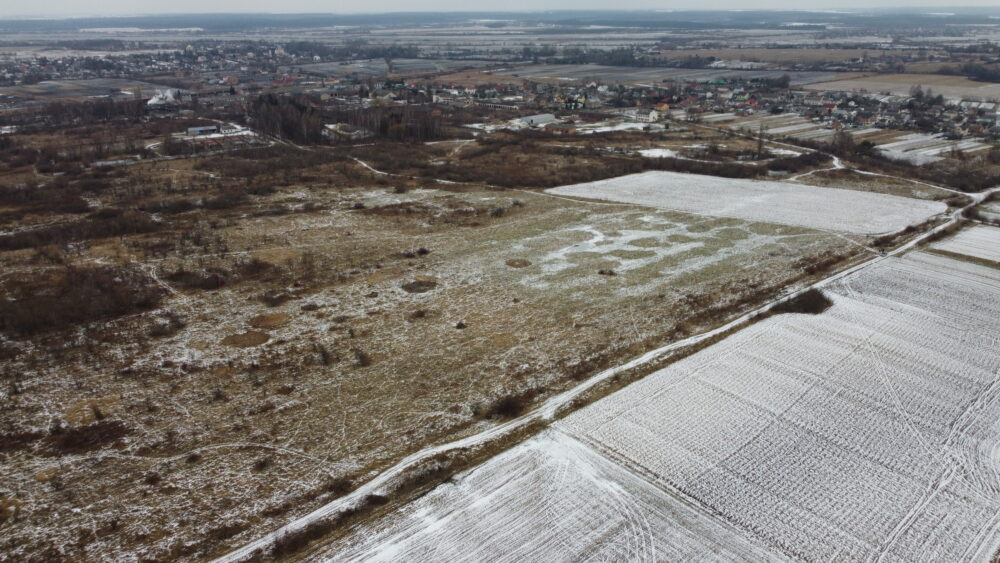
[546,171,946,235]
[638,148,679,158]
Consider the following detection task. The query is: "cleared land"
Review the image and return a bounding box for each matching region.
[931,225,1000,263]
[320,250,1000,562]
[546,171,947,234]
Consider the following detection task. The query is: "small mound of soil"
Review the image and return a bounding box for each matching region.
[505,259,532,268]
[222,331,270,348]
[249,313,290,329]
[401,280,438,294]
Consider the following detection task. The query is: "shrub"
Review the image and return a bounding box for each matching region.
[165,267,228,290]
[0,209,159,251]
[0,265,164,336]
[204,188,248,210]
[353,349,372,367]
[48,420,130,454]
[324,476,353,495]
[271,519,336,557]
[139,198,197,215]
[771,289,833,315]
[0,430,44,452]
[486,390,537,419]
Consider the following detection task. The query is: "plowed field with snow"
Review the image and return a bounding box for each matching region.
[546,171,947,235]
[323,431,784,562]
[318,251,1000,562]
[931,225,1000,263]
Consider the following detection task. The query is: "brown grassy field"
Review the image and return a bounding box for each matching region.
[789,168,955,200]
[0,127,865,560]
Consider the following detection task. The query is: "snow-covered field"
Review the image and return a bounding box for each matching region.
[318,251,1000,562]
[562,251,1000,561]
[546,171,947,234]
[321,431,784,562]
[932,225,1000,263]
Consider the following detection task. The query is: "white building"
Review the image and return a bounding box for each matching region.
[516,114,558,127]
[633,109,660,123]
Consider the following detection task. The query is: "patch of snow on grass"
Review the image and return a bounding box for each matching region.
[638,148,679,158]
[546,171,946,234]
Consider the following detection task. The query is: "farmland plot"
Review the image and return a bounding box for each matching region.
[931,225,1000,263]
[546,171,946,234]
[321,251,1000,562]
[316,431,785,562]
[561,251,1000,562]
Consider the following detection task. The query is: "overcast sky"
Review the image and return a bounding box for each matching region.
[2,1,998,18]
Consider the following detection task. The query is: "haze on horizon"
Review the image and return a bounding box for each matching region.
[3,1,1000,19]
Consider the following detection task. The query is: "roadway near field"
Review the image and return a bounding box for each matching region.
[314,250,1000,562]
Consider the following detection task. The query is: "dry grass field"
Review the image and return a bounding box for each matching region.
[0,130,864,560]
[791,168,955,200]
[806,73,1000,100]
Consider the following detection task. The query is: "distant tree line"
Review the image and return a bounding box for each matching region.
[250,94,324,144]
[324,106,443,142]
[938,62,1000,84]
[0,98,146,127]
